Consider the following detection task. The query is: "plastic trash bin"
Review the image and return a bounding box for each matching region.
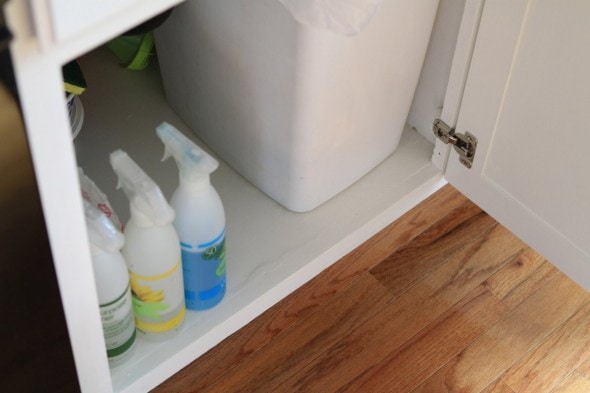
[155,0,440,212]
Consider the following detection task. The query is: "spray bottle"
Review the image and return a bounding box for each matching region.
[156,122,227,310]
[110,150,186,340]
[83,198,136,366]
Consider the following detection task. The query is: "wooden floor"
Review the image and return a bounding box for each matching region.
[154,185,590,393]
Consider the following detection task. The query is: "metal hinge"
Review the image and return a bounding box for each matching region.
[433,119,478,169]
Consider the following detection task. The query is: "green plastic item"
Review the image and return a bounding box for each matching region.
[62,60,87,94]
[107,32,155,71]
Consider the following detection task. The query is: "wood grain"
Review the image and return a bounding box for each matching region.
[550,372,590,393]
[261,224,524,392]
[413,272,590,393]
[153,186,590,393]
[482,380,517,393]
[370,184,472,257]
[574,356,590,381]
[153,185,465,391]
[201,274,392,393]
[338,285,509,392]
[502,301,590,392]
[370,200,490,297]
[483,248,547,308]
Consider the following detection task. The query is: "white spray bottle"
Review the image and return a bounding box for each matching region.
[156,122,227,310]
[110,150,186,340]
[83,198,136,366]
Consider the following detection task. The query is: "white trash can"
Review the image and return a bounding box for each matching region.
[155,0,440,212]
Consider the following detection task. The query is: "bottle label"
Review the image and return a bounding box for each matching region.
[180,230,227,309]
[100,285,136,359]
[130,260,186,334]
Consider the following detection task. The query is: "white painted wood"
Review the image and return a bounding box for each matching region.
[5,2,112,392]
[28,0,54,50]
[407,0,466,144]
[4,1,193,392]
[446,0,590,288]
[21,0,183,62]
[431,0,485,171]
[47,0,141,42]
[36,0,181,46]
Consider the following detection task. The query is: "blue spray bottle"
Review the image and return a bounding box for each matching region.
[156,122,227,310]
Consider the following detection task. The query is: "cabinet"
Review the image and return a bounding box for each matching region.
[446,0,590,287]
[5,0,588,392]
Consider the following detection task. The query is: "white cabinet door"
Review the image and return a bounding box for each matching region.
[446,0,590,288]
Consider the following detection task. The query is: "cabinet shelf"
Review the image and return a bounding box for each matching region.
[73,47,443,392]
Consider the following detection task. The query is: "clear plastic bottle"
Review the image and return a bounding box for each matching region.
[156,122,227,310]
[83,199,136,366]
[110,150,186,341]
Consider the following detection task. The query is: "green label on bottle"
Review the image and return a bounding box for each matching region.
[100,285,136,359]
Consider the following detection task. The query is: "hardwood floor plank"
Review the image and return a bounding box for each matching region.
[483,248,547,308]
[370,202,494,298]
[502,301,590,392]
[550,372,590,393]
[482,380,517,393]
[371,184,472,257]
[153,185,468,392]
[316,184,474,292]
[500,261,559,310]
[337,286,509,392]
[574,355,590,380]
[263,224,524,392]
[412,272,590,393]
[199,274,392,393]
[291,188,471,314]
[152,266,376,392]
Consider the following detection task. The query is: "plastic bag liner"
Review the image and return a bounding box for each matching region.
[278,0,383,36]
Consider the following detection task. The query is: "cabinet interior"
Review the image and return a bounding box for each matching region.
[0,0,444,380]
[70,44,443,391]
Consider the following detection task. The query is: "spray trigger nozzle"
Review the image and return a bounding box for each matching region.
[110,150,175,226]
[83,198,124,252]
[156,122,219,185]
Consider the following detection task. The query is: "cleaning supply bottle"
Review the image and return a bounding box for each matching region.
[83,199,136,366]
[156,122,227,310]
[110,150,186,341]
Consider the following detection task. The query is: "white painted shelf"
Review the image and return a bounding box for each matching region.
[72,47,443,392]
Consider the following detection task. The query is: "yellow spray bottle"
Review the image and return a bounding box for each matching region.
[110,150,186,341]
